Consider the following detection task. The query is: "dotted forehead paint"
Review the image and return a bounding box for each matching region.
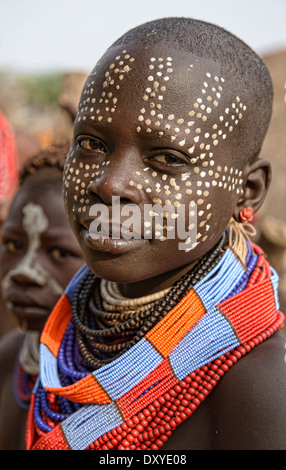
[137,56,173,134]
[137,67,246,168]
[76,50,135,125]
[65,50,246,253]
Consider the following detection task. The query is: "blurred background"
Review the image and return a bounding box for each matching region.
[0,0,286,310]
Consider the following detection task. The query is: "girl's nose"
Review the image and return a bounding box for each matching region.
[87,153,143,206]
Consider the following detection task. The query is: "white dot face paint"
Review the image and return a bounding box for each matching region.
[76,51,135,125]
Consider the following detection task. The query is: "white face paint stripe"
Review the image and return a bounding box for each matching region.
[2,202,64,295]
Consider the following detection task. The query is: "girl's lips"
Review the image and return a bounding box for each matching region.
[81,225,147,255]
[81,216,144,238]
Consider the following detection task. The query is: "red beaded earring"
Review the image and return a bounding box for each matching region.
[239,207,253,223]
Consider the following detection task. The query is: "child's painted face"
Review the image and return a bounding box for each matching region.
[64,44,247,290]
[0,184,83,331]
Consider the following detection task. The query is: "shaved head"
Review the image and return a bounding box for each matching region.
[109,17,273,164]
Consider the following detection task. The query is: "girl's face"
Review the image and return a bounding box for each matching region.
[0,183,84,331]
[64,44,247,295]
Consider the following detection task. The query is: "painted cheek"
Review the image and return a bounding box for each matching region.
[64,151,111,220]
[126,170,197,250]
[125,161,243,252]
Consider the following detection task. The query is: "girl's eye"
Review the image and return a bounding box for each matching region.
[152,153,185,165]
[4,240,23,254]
[78,138,106,153]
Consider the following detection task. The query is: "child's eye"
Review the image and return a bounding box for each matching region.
[50,248,74,261]
[78,137,106,153]
[3,240,23,254]
[151,153,185,165]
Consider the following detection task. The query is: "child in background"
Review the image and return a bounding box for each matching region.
[27,18,285,450]
[0,144,84,449]
[0,111,19,337]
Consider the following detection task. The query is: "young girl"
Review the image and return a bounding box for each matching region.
[0,144,84,449]
[26,18,285,450]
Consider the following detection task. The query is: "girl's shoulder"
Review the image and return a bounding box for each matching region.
[207,331,286,449]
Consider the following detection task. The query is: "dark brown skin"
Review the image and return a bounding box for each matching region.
[0,289,16,338]
[0,180,84,450]
[61,41,286,450]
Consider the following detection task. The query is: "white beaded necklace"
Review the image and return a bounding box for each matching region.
[100,279,171,313]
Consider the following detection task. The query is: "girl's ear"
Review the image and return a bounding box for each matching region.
[233,158,271,221]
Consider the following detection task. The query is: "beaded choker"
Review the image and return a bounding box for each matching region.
[26,238,284,450]
[100,279,171,312]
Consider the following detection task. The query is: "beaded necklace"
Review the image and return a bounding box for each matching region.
[26,237,284,450]
[71,235,226,371]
